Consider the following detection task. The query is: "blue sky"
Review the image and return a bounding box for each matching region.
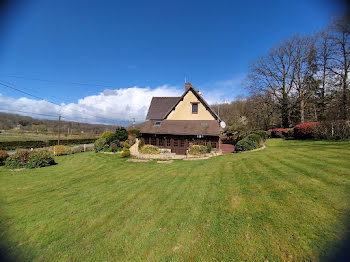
[0,0,345,124]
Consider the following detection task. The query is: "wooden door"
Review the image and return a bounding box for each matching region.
[171,138,186,155]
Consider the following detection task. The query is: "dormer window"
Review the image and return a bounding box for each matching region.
[191,102,198,114]
[154,121,161,126]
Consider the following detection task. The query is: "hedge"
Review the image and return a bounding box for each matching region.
[0,138,97,151]
[5,150,56,169]
[294,122,318,139]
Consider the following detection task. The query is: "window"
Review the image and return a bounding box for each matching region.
[212,142,217,148]
[145,138,149,144]
[159,139,164,147]
[154,121,161,126]
[166,139,170,147]
[151,137,156,145]
[174,139,178,147]
[192,103,198,114]
[180,139,184,147]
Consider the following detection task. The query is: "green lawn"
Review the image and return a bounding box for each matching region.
[0,139,349,261]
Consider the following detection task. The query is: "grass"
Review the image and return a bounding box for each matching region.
[0,139,349,261]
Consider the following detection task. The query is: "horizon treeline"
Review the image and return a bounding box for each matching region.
[0,112,117,134]
[212,15,350,131]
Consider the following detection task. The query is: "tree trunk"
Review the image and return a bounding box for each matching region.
[342,73,348,120]
[281,92,289,127]
[320,63,326,120]
[300,98,305,123]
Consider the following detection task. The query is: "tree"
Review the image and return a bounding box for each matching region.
[328,17,350,120]
[316,29,333,120]
[247,37,297,127]
[293,35,318,123]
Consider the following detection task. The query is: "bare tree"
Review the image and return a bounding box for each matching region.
[316,29,334,120]
[247,38,296,127]
[292,35,318,123]
[328,17,350,120]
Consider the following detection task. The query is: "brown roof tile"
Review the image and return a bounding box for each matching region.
[146,97,181,120]
[140,120,220,136]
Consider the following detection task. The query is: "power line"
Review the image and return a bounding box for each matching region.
[0,82,50,101]
[0,81,122,123]
[0,73,113,88]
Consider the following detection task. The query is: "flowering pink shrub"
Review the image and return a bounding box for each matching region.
[294,122,318,139]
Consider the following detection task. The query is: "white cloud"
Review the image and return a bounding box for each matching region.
[0,77,247,125]
[0,85,183,125]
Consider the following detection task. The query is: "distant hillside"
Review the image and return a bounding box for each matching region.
[0,112,118,134]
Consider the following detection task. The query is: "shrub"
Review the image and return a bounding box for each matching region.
[71,146,84,154]
[52,145,70,156]
[128,128,141,138]
[0,150,9,166]
[311,120,350,139]
[5,150,55,169]
[235,137,258,152]
[26,151,56,168]
[101,131,113,138]
[94,137,108,152]
[294,122,318,139]
[269,128,288,138]
[123,141,130,149]
[248,130,268,141]
[188,145,207,156]
[207,142,212,153]
[121,147,131,158]
[115,127,128,142]
[138,140,143,150]
[5,150,30,168]
[233,130,247,145]
[246,134,262,145]
[139,145,160,154]
[110,142,119,152]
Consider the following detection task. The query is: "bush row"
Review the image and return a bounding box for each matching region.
[268,121,350,140]
[0,138,97,151]
[51,145,94,156]
[294,121,350,140]
[4,150,56,169]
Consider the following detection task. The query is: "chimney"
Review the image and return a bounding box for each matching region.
[185,82,192,91]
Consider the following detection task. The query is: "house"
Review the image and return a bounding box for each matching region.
[140,82,222,155]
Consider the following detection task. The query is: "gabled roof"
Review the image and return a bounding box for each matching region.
[163,86,220,121]
[140,120,220,136]
[146,97,181,120]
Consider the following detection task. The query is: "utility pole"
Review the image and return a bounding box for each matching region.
[58,115,61,145]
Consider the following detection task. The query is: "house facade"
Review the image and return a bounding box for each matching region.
[140,82,222,155]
